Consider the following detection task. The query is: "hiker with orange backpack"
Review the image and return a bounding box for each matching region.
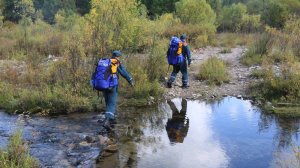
[91,50,134,130]
[167,34,192,88]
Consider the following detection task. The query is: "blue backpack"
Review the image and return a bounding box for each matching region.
[167,36,184,65]
[91,58,118,91]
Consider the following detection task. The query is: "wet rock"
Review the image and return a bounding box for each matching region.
[85,136,95,143]
[67,151,81,157]
[104,144,118,153]
[79,141,91,147]
[169,92,175,97]
[99,135,109,145]
[101,151,114,157]
[149,96,155,101]
[237,95,242,99]
[69,158,81,166]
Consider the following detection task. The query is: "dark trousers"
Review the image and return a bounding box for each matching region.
[168,61,189,85]
[102,87,118,120]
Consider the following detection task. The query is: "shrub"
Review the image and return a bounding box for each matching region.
[121,56,164,99]
[219,3,247,32]
[164,23,216,48]
[240,14,261,33]
[0,131,39,168]
[198,57,230,85]
[0,82,93,115]
[241,32,271,65]
[175,0,216,25]
[261,0,289,29]
[212,33,258,47]
[85,0,149,56]
[220,47,231,54]
[146,38,169,81]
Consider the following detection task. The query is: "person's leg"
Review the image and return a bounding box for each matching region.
[180,62,189,87]
[105,87,118,120]
[167,65,180,88]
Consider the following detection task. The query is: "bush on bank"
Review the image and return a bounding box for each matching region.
[0,131,39,168]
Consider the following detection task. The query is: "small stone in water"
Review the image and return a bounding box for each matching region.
[104,144,118,153]
[99,135,109,145]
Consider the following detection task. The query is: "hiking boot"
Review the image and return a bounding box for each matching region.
[167,81,172,88]
[182,84,189,89]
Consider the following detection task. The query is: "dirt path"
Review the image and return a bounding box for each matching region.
[164,46,257,100]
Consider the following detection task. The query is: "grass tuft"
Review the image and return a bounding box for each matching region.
[0,131,39,168]
[198,57,230,85]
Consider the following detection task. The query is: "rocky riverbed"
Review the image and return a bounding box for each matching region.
[0,111,113,167]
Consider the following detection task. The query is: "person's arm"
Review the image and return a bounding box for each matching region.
[117,63,134,86]
[186,45,192,66]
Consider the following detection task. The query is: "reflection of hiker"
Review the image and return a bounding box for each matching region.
[91,50,134,130]
[167,34,192,88]
[166,99,189,143]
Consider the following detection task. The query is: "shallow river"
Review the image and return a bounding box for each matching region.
[1,97,300,168]
[99,97,300,168]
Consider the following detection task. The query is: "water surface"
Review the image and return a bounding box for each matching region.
[1,97,299,167]
[99,97,300,168]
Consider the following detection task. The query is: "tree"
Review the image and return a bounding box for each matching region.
[41,0,76,24]
[3,0,35,22]
[279,0,300,15]
[75,0,91,15]
[219,3,247,32]
[86,0,147,56]
[261,0,289,28]
[175,0,216,25]
[207,0,223,16]
[222,0,249,6]
[0,0,3,26]
[241,14,261,32]
[140,0,179,18]
[246,0,264,14]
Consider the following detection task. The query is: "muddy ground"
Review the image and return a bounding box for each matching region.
[163,46,259,100]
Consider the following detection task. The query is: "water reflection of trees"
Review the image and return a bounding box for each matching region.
[258,111,300,149]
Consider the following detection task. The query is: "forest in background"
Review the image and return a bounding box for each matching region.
[0,0,299,115]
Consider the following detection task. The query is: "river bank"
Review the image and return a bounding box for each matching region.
[164,46,253,100]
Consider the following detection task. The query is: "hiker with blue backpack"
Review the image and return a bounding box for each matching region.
[167,34,192,88]
[91,50,134,130]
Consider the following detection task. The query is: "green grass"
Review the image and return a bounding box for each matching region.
[241,33,271,66]
[241,50,262,66]
[212,33,258,48]
[0,131,39,168]
[0,82,94,115]
[269,107,300,117]
[250,69,266,78]
[198,57,230,85]
[219,47,232,54]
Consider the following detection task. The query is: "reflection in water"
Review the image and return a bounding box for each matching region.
[258,110,300,148]
[166,99,189,144]
[98,97,300,168]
